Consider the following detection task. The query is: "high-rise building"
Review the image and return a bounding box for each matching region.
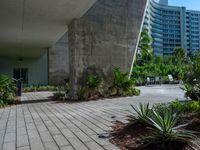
[144,0,200,56]
[154,0,168,5]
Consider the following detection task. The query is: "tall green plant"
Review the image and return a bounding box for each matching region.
[112,68,134,94]
[173,47,187,65]
[0,75,16,105]
[182,51,200,100]
[86,75,100,89]
[137,28,153,65]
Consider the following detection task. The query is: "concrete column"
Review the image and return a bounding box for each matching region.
[68,0,148,98]
[48,33,69,85]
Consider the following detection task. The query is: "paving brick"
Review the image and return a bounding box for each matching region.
[74,131,92,142]
[17,134,29,148]
[26,123,36,130]
[29,139,44,150]
[17,146,31,150]
[4,132,16,143]
[44,121,54,127]
[37,125,48,132]
[27,130,40,139]
[6,126,16,133]
[61,129,76,139]
[40,131,54,142]
[67,137,89,150]
[0,129,5,140]
[60,145,74,150]
[48,126,61,135]
[85,141,105,150]
[43,142,59,150]
[53,134,69,147]
[55,122,66,129]
[2,142,15,150]
[17,127,27,135]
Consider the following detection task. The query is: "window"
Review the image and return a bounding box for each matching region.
[13,68,28,84]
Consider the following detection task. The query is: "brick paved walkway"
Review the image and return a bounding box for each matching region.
[0,85,184,150]
[21,92,54,102]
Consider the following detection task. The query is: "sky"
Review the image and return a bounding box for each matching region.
[168,0,200,10]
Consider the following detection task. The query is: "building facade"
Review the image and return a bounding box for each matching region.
[186,10,200,54]
[144,0,200,56]
[0,0,148,87]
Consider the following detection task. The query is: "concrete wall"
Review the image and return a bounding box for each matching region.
[48,33,69,85]
[0,53,48,85]
[68,0,148,96]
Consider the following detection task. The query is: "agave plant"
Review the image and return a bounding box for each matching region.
[131,103,151,125]
[144,109,196,149]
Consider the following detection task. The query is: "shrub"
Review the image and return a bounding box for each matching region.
[154,100,200,115]
[0,100,7,108]
[129,87,141,96]
[53,91,65,100]
[86,75,101,89]
[182,52,200,100]
[182,83,200,100]
[0,75,16,107]
[53,82,70,101]
[112,68,135,96]
[53,69,140,101]
[153,103,170,115]
[132,56,189,86]
[187,101,200,112]
[98,80,111,97]
[23,85,61,92]
[77,87,87,100]
[168,100,185,114]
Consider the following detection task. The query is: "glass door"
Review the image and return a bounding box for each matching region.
[13,68,28,84]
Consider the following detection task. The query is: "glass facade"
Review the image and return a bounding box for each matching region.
[186,10,200,54]
[144,0,200,56]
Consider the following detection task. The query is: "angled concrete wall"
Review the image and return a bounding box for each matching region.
[68,0,148,97]
[48,33,69,85]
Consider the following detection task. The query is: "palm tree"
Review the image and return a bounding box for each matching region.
[173,47,187,65]
[129,28,153,78]
[137,28,153,65]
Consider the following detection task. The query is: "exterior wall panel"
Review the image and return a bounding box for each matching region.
[68,0,148,97]
[48,33,69,85]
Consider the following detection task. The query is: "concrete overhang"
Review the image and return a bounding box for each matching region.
[0,0,96,58]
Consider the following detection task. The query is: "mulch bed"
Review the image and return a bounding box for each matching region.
[110,121,149,150]
[110,115,200,150]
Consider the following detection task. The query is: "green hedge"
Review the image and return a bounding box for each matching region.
[132,63,188,85]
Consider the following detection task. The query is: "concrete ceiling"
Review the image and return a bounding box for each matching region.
[0,0,96,58]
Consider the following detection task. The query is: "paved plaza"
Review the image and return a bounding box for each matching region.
[0,85,185,150]
[21,92,54,103]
